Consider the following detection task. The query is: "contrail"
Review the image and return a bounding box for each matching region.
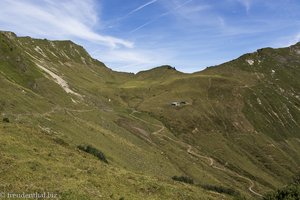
[108,0,158,28]
[130,0,193,33]
[130,20,156,33]
[128,0,158,15]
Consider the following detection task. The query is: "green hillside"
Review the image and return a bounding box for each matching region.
[0,31,299,200]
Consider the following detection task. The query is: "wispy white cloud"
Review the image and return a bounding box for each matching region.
[104,0,159,30]
[130,0,194,33]
[0,0,133,48]
[293,33,300,44]
[130,20,155,33]
[1,0,298,74]
[91,46,173,72]
[128,0,158,15]
[162,1,214,26]
[235,0,252,13]
[274,32,300,47]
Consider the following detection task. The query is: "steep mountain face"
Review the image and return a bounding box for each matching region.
[0,31,299,200]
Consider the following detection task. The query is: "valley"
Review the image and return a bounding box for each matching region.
[0,31,299,199]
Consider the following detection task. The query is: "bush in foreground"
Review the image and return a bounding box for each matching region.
[263,173,300,200]
[263,184,300,200]
[201,184,240,196]
[172,176,194,184]
[78,145,108,164]
[2,117,9,123]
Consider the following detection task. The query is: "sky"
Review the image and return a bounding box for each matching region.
[0,0,300,73]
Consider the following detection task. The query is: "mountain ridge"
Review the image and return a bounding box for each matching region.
[0,30,299,200]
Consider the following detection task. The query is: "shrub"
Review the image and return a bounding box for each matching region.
[53,137,69,146]
[78,145,108,164]
[263,174,300,200]
[172,176,194,184]
[263,184,300,200]
[201,184,240,196]
[292,173,300,185]
[2,117,9,123]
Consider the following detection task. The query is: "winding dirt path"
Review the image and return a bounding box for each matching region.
[129,110,263,197]
[187,145,214,167]
[12,106,94,120]
[10,108,262,196]
[187,145,262,197]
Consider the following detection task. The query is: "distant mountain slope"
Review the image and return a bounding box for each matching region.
[0,30,299,200]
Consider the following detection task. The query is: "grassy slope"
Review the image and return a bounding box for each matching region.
[0,121,220,200]
[118,43,300,196]
[0,31,224,200]
[0,31,299,199]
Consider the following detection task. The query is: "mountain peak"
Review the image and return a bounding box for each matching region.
[0,30,17,39]
[137,65,178,74]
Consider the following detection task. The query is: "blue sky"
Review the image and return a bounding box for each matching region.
[0,0,299,73]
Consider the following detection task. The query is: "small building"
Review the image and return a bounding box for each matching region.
[171,102,180,106]
[171,101,187,106]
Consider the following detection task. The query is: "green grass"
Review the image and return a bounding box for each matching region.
[0,122,218,200]
[0,31,300,199]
